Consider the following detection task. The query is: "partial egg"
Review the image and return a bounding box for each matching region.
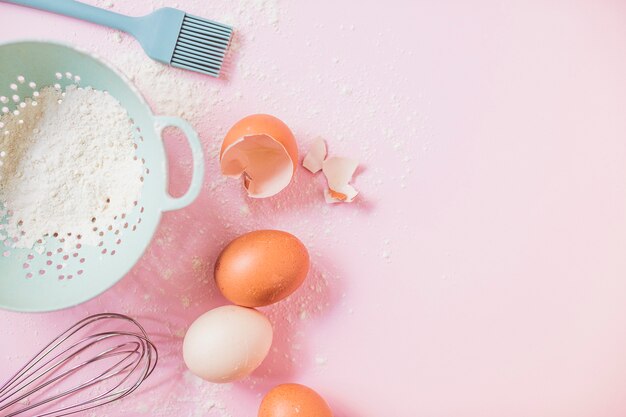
[215,230,310,307]
[182,305,273,383]
[220,114,298,198]
[258,383,333,417]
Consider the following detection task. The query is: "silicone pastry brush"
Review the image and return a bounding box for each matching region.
[0,0,233,77]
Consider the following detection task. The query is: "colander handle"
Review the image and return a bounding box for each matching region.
[154,116,205,212]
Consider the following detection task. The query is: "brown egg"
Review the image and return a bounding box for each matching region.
[258,383,333,417]
[215,230,310,307]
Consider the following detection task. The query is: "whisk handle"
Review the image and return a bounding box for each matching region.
[0,0,138,34]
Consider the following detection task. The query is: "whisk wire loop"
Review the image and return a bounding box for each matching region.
[0,313,157,417]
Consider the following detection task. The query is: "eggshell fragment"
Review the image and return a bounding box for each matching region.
[183,305,273,383]
[215,230,310,307]
[220,114,298,198]
[322,157,359,203]
[258,383,333,417]
[302,138,327,173]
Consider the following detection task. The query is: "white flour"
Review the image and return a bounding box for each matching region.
[0,85,143,249]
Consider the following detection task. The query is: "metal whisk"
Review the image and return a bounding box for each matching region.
[0,313,158,417]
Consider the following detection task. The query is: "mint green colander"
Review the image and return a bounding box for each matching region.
[0,41,205,312]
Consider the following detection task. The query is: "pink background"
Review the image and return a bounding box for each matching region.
[3,1,626,416]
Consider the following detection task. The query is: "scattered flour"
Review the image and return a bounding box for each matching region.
[314,355,328,366]
[117,55,218,122]
[130,371,233,417]
[219,0,280,31]
[0,85,143,248]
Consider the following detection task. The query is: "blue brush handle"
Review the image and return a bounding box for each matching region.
[1,0,137,33]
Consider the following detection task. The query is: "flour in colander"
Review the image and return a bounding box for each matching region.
[0,85,143,249]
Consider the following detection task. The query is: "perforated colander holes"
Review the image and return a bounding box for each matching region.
[139,159,146,184]
[21,235,85,279]
[54,71,80,84]
[57,273,75,280]
[132,123,152,178]
[22,256,33,278]
[130,123,146,143]
[3,235,20,249]
[127,205,145,233]
[1,74,56,138]
[97,224,124,257]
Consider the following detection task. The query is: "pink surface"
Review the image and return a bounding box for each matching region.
[2,1,626,416]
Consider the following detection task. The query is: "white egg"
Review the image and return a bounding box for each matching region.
[183,305,273,383]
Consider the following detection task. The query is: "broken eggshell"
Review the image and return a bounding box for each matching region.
[220,114,298,198]
[302,137,327,174]
[322,157,359,203]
